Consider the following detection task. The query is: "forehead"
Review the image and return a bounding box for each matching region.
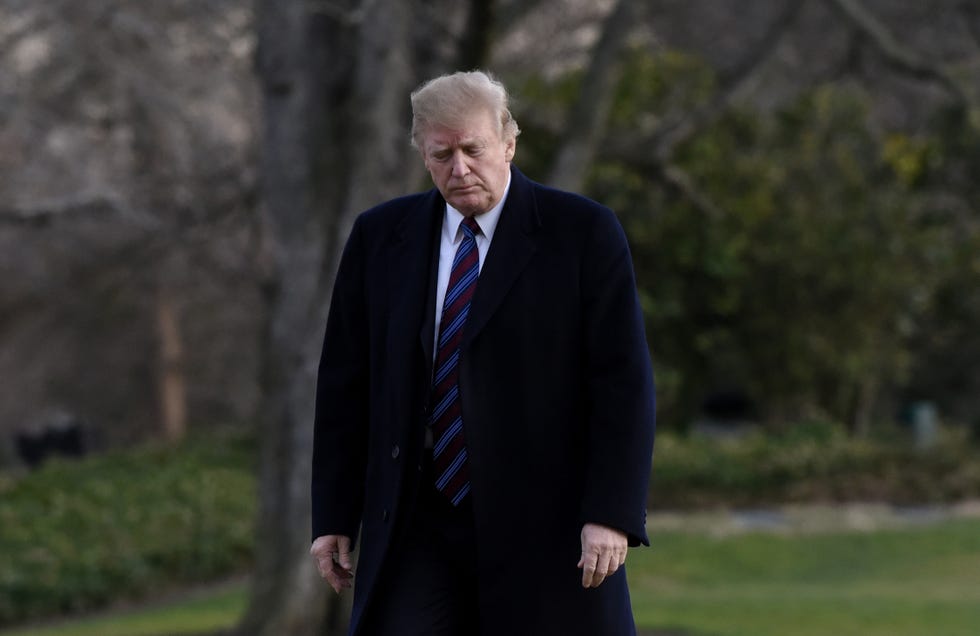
[422,110,499,149]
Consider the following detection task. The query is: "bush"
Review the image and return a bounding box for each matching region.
[650,428,980,509]
[0,434,256,626]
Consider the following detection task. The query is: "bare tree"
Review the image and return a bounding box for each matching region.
[826,0,976,111]
[0,0,260,446]
[239,0,492,633]
[547,0,637,191]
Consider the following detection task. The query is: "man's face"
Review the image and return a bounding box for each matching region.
[420,110,516,217]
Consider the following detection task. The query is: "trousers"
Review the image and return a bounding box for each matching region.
[360,453,480,636]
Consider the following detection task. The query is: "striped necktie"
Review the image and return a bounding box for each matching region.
[429,216,481,505]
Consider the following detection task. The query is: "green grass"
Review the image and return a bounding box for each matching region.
[0,583,247,636]
[5,518,978,636]
[628,518,980,636]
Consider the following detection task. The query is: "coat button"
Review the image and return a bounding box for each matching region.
[391,444,400,459]
[382,509,389,522]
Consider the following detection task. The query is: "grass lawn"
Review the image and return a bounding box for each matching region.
[0,583,246,636]
[3,517,979,636]
[628,517,980,636]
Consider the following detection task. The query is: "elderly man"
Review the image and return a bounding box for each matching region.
[311,70,655,636]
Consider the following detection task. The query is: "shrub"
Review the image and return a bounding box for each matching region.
[650,428,980,509]
[0,434,256,626]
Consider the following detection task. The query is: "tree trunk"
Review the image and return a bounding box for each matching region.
[155,285,186,443]
[547,0,635,191]
[235,0,336,633]
[239,1,486,634]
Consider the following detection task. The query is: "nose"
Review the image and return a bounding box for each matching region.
[450,151,469,178]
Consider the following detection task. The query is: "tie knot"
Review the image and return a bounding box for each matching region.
[461,216,481,239]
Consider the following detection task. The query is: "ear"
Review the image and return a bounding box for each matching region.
[504,137,516,162]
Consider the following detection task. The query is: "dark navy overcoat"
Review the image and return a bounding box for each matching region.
[312,166,656,635]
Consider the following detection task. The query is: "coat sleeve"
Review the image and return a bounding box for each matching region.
[578,207,656,547]
[311,216,370,543]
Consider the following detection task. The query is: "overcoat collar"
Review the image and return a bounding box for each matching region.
[387,165,541,366]
[463,165,540,347]
[387,187,443,371]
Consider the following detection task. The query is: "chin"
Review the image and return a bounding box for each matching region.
[452,198,487,215]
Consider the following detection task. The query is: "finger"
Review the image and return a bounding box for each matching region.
[316,553,336,579]
[311,538,334,578]
[316,555,334,585]
[604,555,619,578]
[588,555,605,588]
[610,546,626,573]
[580,551,598,588]
[595,551,617,586]
[310,535,336,557]
[337,535,353,571]
[326,564,354,593]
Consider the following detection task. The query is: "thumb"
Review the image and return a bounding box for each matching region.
[337,536,353,570]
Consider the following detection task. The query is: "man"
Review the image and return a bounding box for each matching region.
[311,70,655,636]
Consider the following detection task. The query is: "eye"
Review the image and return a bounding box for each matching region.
[432,151,451,162]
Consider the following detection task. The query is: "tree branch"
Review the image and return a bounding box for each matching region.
[494,0,542,36]
[604,134,726,222]
[547,0,636,191]
[826,0,972,107]
[306,0,377,26]
[651,1,803,162]
[657,163,726,222]
[962,0,980,49]
[0,196,130,227]
[456,0,495,70]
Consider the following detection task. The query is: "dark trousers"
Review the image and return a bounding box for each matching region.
[361,456,479,636]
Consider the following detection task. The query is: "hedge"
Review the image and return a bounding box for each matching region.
[0,434,255,626]
[3,425,978,626]
[650,426,980,509]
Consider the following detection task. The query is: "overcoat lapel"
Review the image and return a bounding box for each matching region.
[463,167,540,348]
[385,190,443,386]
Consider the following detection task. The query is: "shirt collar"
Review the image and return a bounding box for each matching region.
[444,170,511,243]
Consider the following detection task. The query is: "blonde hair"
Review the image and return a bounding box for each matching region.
[410,70,520,150]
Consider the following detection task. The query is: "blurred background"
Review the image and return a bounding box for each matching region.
[1,0,978,635]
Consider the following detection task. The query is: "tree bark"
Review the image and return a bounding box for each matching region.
[236,0,336,633]
[156,285,186,443]
[547,0,635,192]
[826,0,974,109]
[239,1,490,634]
[650,1,803,163]
[456,0,496,70]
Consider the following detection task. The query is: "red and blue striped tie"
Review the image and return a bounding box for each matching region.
[430,216,481,505]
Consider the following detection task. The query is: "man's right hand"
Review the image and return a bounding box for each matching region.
[311,534,354,593]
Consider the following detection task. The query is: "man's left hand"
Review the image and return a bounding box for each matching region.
[577,522,628,588]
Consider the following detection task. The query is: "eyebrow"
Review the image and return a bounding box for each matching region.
[430,137,487,153]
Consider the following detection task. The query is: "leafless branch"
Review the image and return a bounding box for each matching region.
[657,163,726,222]
[0,196,131,227]
[0,9,47,59]
[826,0,972,107]
[651,1,803,162]
[605,133,727,222]
[958,0,980,50]
[306,0,377,26]
[495,0,543,35]
[547,0,636,190]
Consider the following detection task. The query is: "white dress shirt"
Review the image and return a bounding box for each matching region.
[432,171,511,353]
[425,174,511,448]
